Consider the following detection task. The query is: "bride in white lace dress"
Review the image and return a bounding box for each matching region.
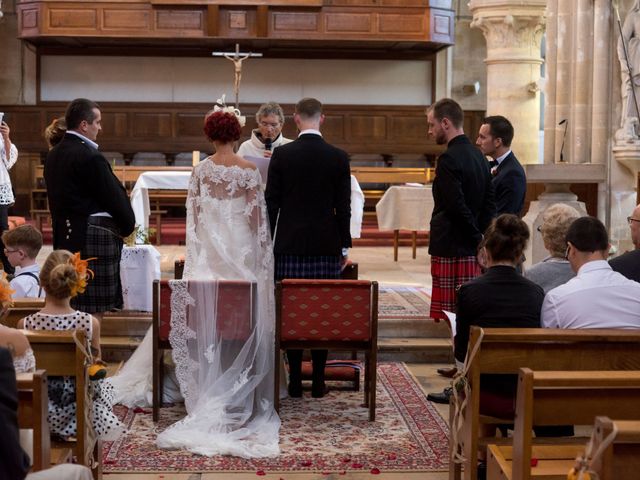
[155,108,280,458]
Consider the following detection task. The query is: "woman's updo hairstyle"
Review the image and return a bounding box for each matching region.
[40,250,79,300]
[483,214,530,263]
[44,117,67,149]
[203,111,242,144]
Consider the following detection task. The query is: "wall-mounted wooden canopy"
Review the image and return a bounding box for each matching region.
[17,0,454,58]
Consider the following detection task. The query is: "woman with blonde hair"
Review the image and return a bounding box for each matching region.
[18,250,122,440]
[44,117,66,149]
[0,272,35,373]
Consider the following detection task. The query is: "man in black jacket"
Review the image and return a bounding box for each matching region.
[266,97,351,399]
[44,99,135,319]
[610,203,640,282]
[476,115,526,215]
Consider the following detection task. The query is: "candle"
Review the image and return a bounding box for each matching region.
[192,150,200,167]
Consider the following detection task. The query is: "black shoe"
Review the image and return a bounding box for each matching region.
[436,367,458,378]
[311,382,329,398]
[477,462,487,480]
[288,382,302,398]
[427,386,452,404]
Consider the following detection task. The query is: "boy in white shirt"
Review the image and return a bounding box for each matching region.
[1,225,44,298]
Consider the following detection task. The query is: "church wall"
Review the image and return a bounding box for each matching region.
[40,56,433,106]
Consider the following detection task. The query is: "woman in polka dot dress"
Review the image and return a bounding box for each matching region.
[18,250,123,440]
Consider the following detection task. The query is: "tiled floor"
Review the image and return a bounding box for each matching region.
[37,244,452,479]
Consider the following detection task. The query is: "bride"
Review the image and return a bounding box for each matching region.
[109,103,280,458]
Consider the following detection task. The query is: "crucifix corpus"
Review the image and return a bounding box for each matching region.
[212,44,263,108]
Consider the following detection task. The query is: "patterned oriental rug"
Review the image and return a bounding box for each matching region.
[378,285,431,321]
[103,363,449,474]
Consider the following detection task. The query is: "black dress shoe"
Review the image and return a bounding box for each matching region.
[477,462,487,480]
[288,382,302,398]
[427,386,452,404]
[311,382,329,398]
[436,367,458,378]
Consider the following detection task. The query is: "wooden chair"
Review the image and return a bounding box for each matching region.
[589,417,640,479]
[24,330,101,479]
[16,369,51,472]
[487,369,640,480]
[450,327,640,480]
[152,279,257,422]
[2,298,45,328]
[274,279,379,421]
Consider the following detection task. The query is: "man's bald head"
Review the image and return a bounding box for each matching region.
[630,204,640,249]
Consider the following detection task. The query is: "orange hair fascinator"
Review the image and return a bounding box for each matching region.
[69,252,95,298]
[0,271,14,309]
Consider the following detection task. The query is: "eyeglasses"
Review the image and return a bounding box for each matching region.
[259,121,281,129]
[564,244,571,260]
[627,217,640,225]
[3,248,20,254]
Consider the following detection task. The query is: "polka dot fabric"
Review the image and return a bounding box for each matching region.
[23,311,123,439]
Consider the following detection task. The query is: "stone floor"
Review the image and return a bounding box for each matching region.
[38,244,452,479]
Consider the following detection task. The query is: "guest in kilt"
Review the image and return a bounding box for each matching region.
[44,99,135,320]
[266,97,351,399]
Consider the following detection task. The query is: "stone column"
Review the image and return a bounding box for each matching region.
[469,0,546,165]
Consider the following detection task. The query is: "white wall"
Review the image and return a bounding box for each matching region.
[40,56,433,105]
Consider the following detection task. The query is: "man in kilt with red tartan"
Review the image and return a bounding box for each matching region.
[425,99,495,403]
[45,98,135,320]
[266,97,351,399]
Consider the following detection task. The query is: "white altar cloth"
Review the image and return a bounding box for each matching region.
[120,244,161,311]
[375,185,434,232]
[130,171,365,240]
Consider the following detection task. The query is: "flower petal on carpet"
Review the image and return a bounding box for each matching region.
[103,362,449,473]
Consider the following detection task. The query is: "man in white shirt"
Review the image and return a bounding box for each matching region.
[541,216,640,329]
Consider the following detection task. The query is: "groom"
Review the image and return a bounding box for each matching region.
[265,97,352,398]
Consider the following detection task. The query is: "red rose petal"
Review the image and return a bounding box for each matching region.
[301,460,312,467]
[256,470,266,476]
[371,468,381,474]
[342,457,351,463]
[352,463,363,469]
[531,458,538,467]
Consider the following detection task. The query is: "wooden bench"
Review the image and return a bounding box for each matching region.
[486,369,640,480]
[2,298,45,328]
[450,327,640,480]
[24,330,101,479]
[16,369,51,472]
[589,417,640,479]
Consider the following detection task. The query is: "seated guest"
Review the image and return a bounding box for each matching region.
[428,214,544,405]
[524,203,580,292]
[609,203,640,282]
[542,216,640,329]
[2,225,44,298]
[0,347,93,480]
[237,102,292,180]
[18,250,123,440]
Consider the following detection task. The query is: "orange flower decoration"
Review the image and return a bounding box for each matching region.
[69,252,96,298]
[0,271,15,309]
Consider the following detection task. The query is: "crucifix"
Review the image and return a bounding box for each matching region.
[212,44,262,108]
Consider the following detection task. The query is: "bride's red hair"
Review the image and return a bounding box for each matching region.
[204,111,242,144]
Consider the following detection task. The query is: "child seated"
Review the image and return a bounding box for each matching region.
[18,250,123,440]
[2,225,44,298]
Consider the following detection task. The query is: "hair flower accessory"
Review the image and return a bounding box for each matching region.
[213,94,246,127]
[69,252,96,298]
[0,272,15,309]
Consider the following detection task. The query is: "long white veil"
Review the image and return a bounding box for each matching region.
[155,160,280,457]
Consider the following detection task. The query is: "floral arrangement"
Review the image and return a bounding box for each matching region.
[124,225,156,246]
[0,272,15,309]
[69,252,95,298]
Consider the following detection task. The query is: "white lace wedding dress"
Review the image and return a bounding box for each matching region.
[154,160,280,458]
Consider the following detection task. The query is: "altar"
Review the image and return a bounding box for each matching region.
[120,244,161,311]
[130,171,365,243]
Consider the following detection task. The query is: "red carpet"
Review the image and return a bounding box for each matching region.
[103,363,449,474]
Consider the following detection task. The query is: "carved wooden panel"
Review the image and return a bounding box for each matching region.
[49,8,97,29]
[325,13,370,33]
[103,9,151,30]
[156,9,204,32]
[132,113,172,137]
[378,14,426,35]
[350,115,386,140]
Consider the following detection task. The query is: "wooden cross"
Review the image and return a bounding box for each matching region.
[212,44,262,108]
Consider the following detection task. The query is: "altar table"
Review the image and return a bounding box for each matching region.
[130,171,365,243]
[375,185,434,261]
[120,244,161,311]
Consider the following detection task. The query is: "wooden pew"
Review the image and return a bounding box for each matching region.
[2,298,45,328]
[486,369,640,480]
[24,330,101,479]
[589,417,640,479]
[16,369,51,472]
[450,327,640,480]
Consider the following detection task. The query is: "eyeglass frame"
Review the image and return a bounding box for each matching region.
[627,216,640,225]
[564,243,571,260]
[3,247,22,255]
[259,121,281,129]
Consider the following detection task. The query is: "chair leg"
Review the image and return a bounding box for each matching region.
[364,351,370,408]
[369,348,377,422]
[92,439,103,479]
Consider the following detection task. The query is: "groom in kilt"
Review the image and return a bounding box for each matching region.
[266,97,351,399]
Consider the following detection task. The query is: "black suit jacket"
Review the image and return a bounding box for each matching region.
[44,133,135,251]
[610,249,640,283]
[454,265,543,363]
[492,152,526,215]
[0,347,30,480]
[429,135,496,257]
[265,133,351,256]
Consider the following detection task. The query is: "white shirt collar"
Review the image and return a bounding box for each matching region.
[495,150,511,165]
[577,259,611,276]
[298,129,322,138]
[67,130,99,150]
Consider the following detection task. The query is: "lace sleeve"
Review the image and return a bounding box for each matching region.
[184,169,201,278]
[1,143,17,170]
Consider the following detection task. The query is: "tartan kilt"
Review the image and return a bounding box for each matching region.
[430,255,481,320]
[275,254,342,281]
[71,220,124,313]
